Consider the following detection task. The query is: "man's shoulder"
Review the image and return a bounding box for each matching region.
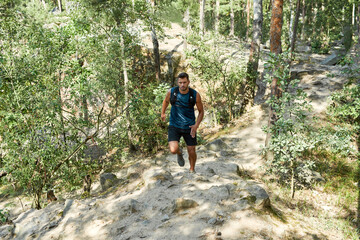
[171,86,179,92]
[189,87,197,94]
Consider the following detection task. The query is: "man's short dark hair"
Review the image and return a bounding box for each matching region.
[178,72,189,80]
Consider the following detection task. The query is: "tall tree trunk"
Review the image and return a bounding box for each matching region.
[301,0,306,40]
[183,7,190,51]
[353,3,356,26]
[242,0,263,113]
[58,0,62,12]
[289,0,294,44]
[246,0,251,40]
[57,71,67,147]
[265,0,284,160]
[148,0,161,83]
[151,26,161,83]
[268,0,272,12]
[215,0,220,33]
[312,2,317,36]
[270,0,283,54]
[290,0,301,58]
[230,0,235,36]
[121,35,133,149]
[200,0,206,35]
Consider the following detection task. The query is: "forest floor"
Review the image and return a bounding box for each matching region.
[0,23,358,240]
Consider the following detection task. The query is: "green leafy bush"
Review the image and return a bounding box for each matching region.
[129,83,169,153]
[0,209,9,223]
[263,52,319,196]
[187,33,246,124]
[311,38,330,54]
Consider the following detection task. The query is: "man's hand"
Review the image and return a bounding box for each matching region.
[161,113,166,122]
[189,125,198,138]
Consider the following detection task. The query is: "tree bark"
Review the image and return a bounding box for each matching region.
[121,35,133,149]
[147,0,161,83]
[265,0,283,156]
[301,0,306,40]
[312,2,317,36]
[289,0,294,44]
[200,0,206,35]
[353,3,356,26]
[270,0,283,55]
[151,26,161,83]
[246,0,251,40]
[230,0,235,36]
[215,0,220,33]
[58,0,63,12]
[290,0,301,58]
[183,7,190,51]
[242,0,263,113]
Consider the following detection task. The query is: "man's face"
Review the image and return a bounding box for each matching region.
[178,77,189,91]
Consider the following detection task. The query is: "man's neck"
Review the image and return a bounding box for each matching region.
[179,87,189,94]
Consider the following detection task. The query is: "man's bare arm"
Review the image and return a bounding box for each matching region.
[161,90,171,122]
[190,92,204,138]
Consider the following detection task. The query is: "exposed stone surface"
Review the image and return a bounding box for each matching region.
[173,198,199,213]
[244,184,271,209]
[205,139,229,151]
[0,225,13,239]
[321,52,345,65]
[100,173,119,191]
[143,167,173,189]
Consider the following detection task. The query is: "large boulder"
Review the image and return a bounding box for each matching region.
[242,184,271,209]
[143,168,173,189]
[172,198,199,213]
[0,224,13,239]
[321,52,345,65]
[206,185,231,202]
[296,44,312,53]
[100,173,119,191]
[205,139,230,152]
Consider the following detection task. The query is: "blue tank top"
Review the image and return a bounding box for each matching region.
[169,87,197,129]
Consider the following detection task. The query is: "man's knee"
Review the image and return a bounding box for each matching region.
[170,147,178,154]
[187,146,196,154]
[169,141,179,154]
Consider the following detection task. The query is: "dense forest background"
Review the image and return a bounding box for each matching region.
[0,0,360,238]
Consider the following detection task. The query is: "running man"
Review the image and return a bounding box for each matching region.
[161,72,204,173]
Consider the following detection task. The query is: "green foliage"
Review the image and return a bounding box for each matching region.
[311,38,330,54]
[0,8,100,208]
[339,54,360,81]
[328,84,360,125]
[0,209,9,223]
[187,33,246,124]
[129,83,169,153]
[263,52,318,191]
[0,0,170,208]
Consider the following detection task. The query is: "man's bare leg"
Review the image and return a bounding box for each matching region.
[187,145,197,172]
[169,141,181,155]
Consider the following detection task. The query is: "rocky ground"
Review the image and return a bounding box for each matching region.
[0,24,355,240]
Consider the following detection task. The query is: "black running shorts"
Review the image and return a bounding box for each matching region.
[168,125,197,146]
